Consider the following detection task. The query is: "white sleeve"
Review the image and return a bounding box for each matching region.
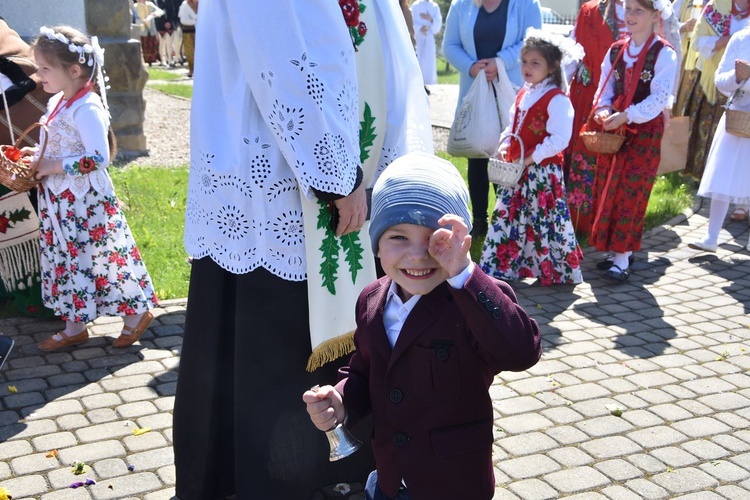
[223,0,360,198]
[625,46,678,123]
[714,32,745,98]
[62,102,110,172]
[532,94,573,164]
[695,35,720,59]
[431,4,443,35]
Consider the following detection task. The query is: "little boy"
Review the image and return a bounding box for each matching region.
[303,153,541,500]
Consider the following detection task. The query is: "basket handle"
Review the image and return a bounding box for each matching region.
[497,131,525,164]
[12,122,47,180]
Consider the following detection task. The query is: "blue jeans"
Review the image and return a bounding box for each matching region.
[365,470,412,500]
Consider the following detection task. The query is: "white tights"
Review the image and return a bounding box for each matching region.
[705,198,730,245]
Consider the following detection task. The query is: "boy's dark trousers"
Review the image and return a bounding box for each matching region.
[0,335,14,370]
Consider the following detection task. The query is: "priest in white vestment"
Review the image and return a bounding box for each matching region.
[412,0,443,85]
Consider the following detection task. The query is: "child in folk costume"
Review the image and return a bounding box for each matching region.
[588,0,678,282]
[304,153,540,500]
[688,26,750,252]
[26,26,157,351]
[480,30,585,286]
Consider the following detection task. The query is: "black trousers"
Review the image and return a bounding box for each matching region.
[173,258,374,499]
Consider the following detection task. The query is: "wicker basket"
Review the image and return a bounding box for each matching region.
[0,123,45,192]
[726,108,750,138]
[579,106,626,154]
[488,133,525,187]
[725,82,750,138]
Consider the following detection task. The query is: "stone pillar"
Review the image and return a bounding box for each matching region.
[85,0,149,158]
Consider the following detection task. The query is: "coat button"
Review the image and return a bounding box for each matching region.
[393,432,407,446]
[485,300,495,311]
[477,291,488,303]
[389,388,403,403]
[437,348,449,360]
[492,307,502,320]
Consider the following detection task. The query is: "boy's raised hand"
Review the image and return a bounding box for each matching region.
[302,385,346,432]
[429,214,472,278]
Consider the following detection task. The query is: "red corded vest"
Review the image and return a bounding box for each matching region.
[507,87,565,167]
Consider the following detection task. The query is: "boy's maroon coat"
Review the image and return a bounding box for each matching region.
[336,269,541,499]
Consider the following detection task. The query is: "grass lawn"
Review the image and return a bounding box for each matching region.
[148,82,193,99]
[147,68,183,81]
[437,56,460,85]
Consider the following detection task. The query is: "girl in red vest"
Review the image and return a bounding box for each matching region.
[588,0,678,282]
[480,32,584,286]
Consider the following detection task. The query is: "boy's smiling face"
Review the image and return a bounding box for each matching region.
[377,223,449,302]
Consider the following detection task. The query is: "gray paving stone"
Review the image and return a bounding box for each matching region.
[681,377,738,395]
[76,421,137,443]
[497,455,561,479]
[627,426,689,449]
[650,467,719,494]
[620,409,664,428]
[506,478,558,500]
[580,436,642,459]
[81,393,122,410]
[714,485,750,500]
[23,399,84,420]
[1,418,58,440]
[649,446,700,467]
[143,487,178,500]
[0,461,10,480]
[46,383,103,401]
[0,439,33,460]
[627,453,668,474]
[0,474,50,498]
[10,452,59,474]
[593,459,643,482]
[575,416,635,437]
[119,386,160,403]
[3,391,45,409]
[135,413,173,430]
[599,485,644,500]
[98,374,153,392]
[31,431,77,452]
[122,432,168,453]
[543,466,610,494]
[57,440,126,465]
[41,488,93,500]
[156,464,174,485]
[623,478,670,499]
[697,392,750,411]
[87,408,120,424]
[671,417,732,438]
[547,447,594,467]
[91,458,129,479]
[88,471,161,499]
[698,459,750,482]
[125,447,173,470]
[680,439,731,461]
[544,425,589,445]
[496,414,553,434]
[115,401,158,419]
[495,395,546,417]
[496,432,558,456]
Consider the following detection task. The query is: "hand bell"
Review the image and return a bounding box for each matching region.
[325,422,362,461]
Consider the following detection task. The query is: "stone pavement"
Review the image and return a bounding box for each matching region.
[1,82,750,498]
[1,200,749,499]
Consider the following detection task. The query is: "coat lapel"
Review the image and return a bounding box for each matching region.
[366,279,393,363]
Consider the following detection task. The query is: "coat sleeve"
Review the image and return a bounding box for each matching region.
[443,0,475,76]
[448,268,541,372]
[496,0,542,73]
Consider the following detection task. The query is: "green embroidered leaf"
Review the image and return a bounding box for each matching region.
[8,207,31,223]
[359,102,377,164]
[317,199,331,230]
[319,232,340,295]
[340,231,364,284]
[359,3,367,14]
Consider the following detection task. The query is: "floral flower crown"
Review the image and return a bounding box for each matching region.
[524,28,584,67]
[649,0,674,19]
[38,26,110,115]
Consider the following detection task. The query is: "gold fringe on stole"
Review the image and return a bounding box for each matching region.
[306,331,356,372]
[0,239,40,292]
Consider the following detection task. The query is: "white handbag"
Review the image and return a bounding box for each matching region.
[447,69,504,158]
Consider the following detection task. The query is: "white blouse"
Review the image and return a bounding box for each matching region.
[715,27,750,111]
[501,79,573,165]
[596,37,678,123]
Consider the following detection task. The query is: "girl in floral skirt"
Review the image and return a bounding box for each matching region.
[480,30,584,286]
[24,26,158,351]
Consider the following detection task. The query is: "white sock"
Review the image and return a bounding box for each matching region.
[705,198,730,245]
[612,252,630,271]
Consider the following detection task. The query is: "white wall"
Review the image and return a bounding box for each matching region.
[0,0,86,40]
[540,0,580,17]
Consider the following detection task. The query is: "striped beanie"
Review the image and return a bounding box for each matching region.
[369,152,472,253]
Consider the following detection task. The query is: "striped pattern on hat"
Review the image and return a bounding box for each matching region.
[369,152,472,253]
